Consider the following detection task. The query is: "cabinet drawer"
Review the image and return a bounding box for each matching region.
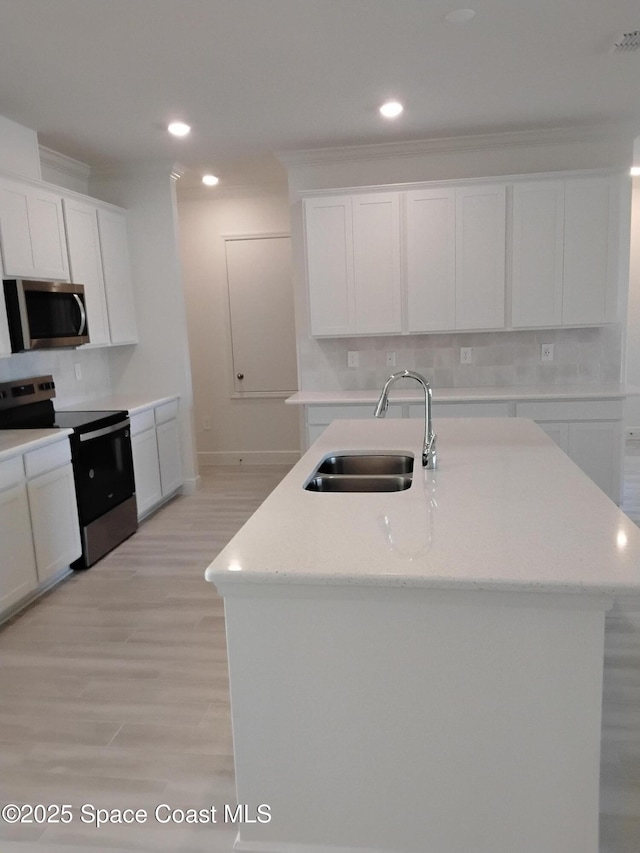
[130,409,155,436]
[516,400,623,422]
[0,454,25,491]
[154,399,178,426]
[24,438,71,479]
[307,404,402,425]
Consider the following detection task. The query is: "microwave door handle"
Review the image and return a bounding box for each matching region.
[73,294,87,336]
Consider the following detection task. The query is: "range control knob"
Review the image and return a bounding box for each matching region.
[237,373,244,380]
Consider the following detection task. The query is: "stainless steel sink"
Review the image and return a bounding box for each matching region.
[305,453,414,492]
[316,454,414,476]
[305,474,412,493]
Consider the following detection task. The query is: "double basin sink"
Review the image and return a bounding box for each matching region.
[304,454,414,493]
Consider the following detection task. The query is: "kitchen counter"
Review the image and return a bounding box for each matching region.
[207,417,640,595]
[61,393,179,416]
[0,428,73,463]
[286,382,636,406]
[205,418,640,853]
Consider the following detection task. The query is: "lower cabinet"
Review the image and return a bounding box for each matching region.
[0,481,38,612]
[27,463,82,583]
[130,399,182,520]
[0,437,82,619]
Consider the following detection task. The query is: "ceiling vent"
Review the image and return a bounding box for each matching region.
[611,30,640,52]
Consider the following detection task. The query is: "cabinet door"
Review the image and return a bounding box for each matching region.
[64,198,111,346]
[0,177,37,276]
[0,286,11,356]
[304,195,354,336]
[157,419,182,497]
[567,421,622,503]
[455,184,506,330]
[97,208,138,344]
[536,422,569,454]
[131,427,162,518]
[0,178,69,280]
[406,188,456,332]
[27,463,81,582]
[0,483,38,612]
[562,177,616,325]
[511,182,564,328]
[28,186,70,280]
[352,193,402,334]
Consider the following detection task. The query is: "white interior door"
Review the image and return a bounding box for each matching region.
[225,235,297,394]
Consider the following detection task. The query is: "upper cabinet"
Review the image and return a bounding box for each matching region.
[96,208,138,345]
[64,199,138,346]
[511,175,619,328]
[63,197,111,346]
[406,184,506,333]
[304,193,402,336]
[0,175,69,281]
[303,170,623,338]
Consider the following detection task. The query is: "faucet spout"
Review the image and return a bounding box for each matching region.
[374,370,437,469]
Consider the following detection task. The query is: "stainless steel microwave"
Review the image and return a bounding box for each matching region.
[3,279,90,351]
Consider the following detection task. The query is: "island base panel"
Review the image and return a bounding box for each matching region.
[222,587,606,853]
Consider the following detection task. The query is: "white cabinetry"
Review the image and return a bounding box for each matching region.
[63,199,138,346]
[24,438,82,582]
[406,188,456,332]
[0,175,69,280]
[305,403,403,446]
[511,176,619,328]
[304,193,402,336]
[0,457,38,613]
[0,291,11,357]
[0,437,81,619]
[63,197,111,346]
[455,184,506,330]
[406,184,506,332]
[516,400,623,502]
[97,208,138,344]
[130,399,181,520]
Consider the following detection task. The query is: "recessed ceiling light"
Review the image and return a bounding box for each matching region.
[202,174,219,186]
[167,121,191,137]
[445,8,476,23]
[379,101,404,119]
[630,166,640,176]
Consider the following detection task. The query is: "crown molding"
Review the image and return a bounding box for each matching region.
[38,145,91,181]
[276,123,640,168]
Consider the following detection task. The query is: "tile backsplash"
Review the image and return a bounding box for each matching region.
[298,326,623,391]
[0,348,112,407]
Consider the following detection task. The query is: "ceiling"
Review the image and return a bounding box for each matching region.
[1,0,639,190]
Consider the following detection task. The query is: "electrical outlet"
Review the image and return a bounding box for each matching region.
[74,363,82,381]
[386,352,396,367]
[541,343,554,362]
[347,351,359,368]
[460,347,473,365]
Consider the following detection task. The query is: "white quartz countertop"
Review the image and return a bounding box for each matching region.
[205,417,640,596]
[61,393,179,416]
[0,429,73,463]
[286,384,635,405]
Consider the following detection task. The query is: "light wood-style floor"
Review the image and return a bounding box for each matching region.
[0,459,639,853]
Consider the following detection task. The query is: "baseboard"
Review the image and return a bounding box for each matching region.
[180,476,199,495]
[199,451,301,467]
[233,835,394,853]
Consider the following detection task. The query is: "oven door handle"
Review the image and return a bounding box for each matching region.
[73,294,87,337]
[79,419,130,442]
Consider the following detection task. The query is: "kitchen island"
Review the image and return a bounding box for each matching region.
[205,417,640,853]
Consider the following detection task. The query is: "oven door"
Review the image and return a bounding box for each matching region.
[72,420,136,526]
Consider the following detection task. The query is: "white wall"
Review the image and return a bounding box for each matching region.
[283,129,634,394]
[90,163,199,490]
[177,191,300,465]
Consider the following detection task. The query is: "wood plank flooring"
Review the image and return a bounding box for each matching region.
[0,459,639,853]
